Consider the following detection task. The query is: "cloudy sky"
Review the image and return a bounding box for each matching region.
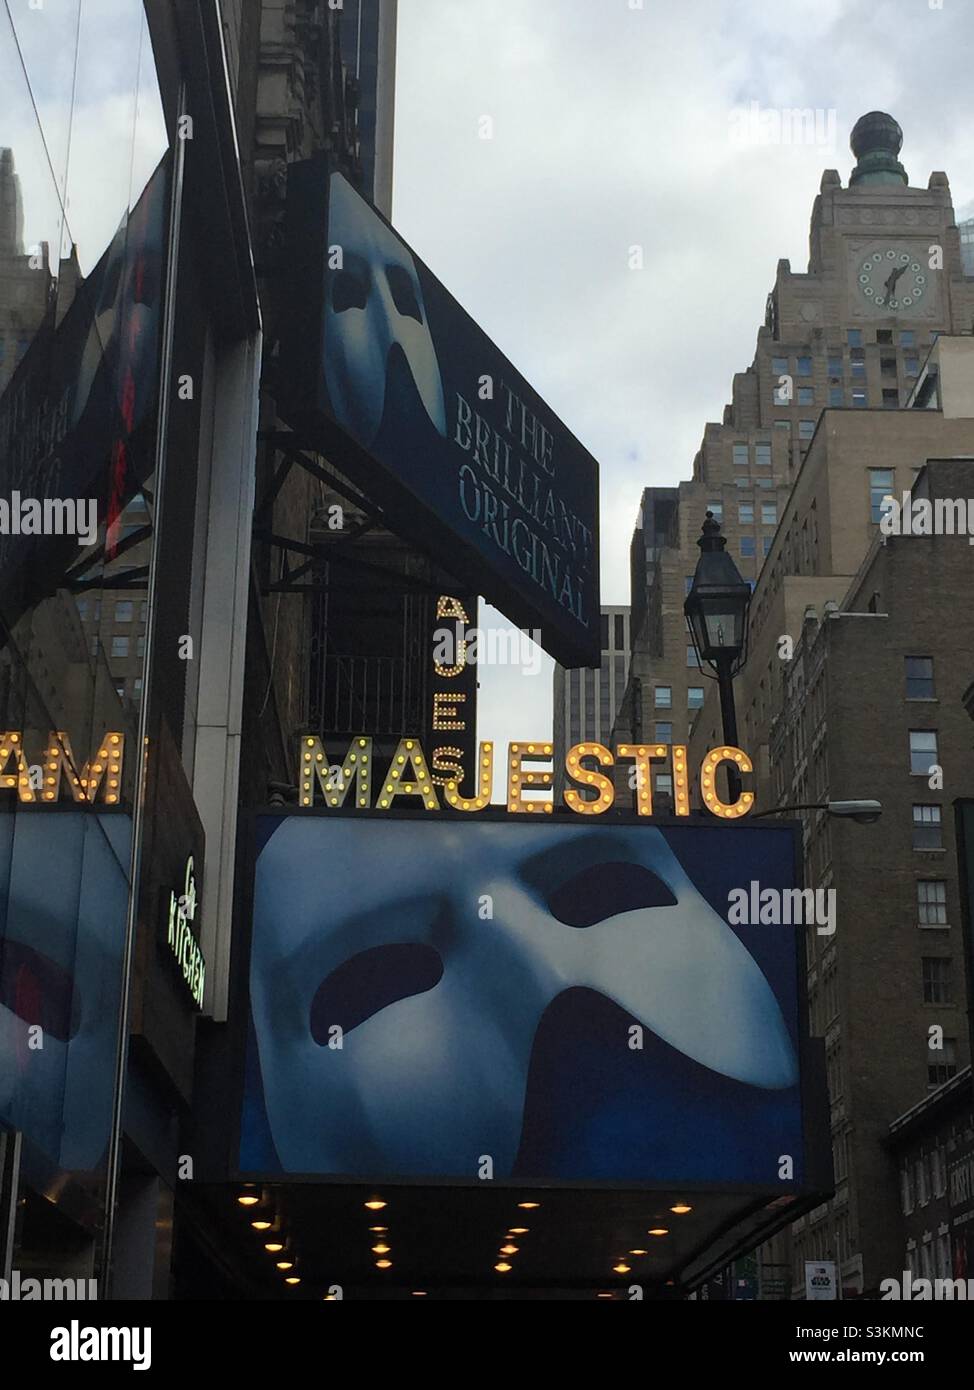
[393,0,974,785]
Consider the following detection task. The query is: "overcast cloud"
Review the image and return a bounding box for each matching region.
[393,0,974,781]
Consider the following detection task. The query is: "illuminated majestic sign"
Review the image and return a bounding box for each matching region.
[0,731,124,803]
[166,857,205,1009]
[297,735,755,819]
[280,159,600,668]
[429,595,479,792]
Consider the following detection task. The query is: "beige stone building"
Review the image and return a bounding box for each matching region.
[686,364,974,1296]
[615,112,974,754]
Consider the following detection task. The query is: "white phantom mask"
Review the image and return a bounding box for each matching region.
[249,820,798,1178]
[323,172,447,448]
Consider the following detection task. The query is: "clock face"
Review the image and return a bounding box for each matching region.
[856,246,927,312]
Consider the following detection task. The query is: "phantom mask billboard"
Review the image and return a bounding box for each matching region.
[240,817,809,1187]
[0,810,130,1171]
[281,160,600,668]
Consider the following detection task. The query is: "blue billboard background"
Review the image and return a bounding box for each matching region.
[241,817,806,1186]
[0,810,130,1170]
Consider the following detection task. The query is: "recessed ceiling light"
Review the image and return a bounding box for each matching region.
[251,1220,272,1231]
[237,1194,259,1207]
[323,1294,337,1301]
[670,1204,692,1215]
[517,1201,540,1210]
[494,1262,512,1273]
[264,1243,284,1254]
[613,1263,631,1274]
[509,1227,529,1235]
[648,1228,669,1237]
[375,1259,393,1269]
[499,1244,518,1255]
[365,1199,387,1211]
[629,1249,649,1256]
[372,1244,391,1255]
[412,1291,427,1297]
[276,1261,294,1270]
[285,1276,301,1285]
[368,1226,388,1233]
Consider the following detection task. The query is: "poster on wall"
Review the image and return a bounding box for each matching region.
[240,816,814,1187]
[280,158,600,669]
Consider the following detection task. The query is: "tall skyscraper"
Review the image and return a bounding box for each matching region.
[339,0,398,216]
[553,606,630,796]
[616,113,974,755]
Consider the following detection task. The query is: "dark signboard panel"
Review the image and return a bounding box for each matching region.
[239,814,826,1192]
[280,159,600,669]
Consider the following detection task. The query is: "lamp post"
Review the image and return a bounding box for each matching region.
[753,800,882,824]
[684,512,753,801]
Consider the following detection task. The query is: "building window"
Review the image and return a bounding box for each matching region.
[684,575,694,595]
[882,388,899,408]
[796,355,812,376]
[655,722,672,743]
[140,601,148,623]
[901,1165,915,1214]
[76,597,89,621]
[848,329,863,347]
[913,804,943,850]
[687,645,700,667]
[707,501,723,522]
[600,613,610,648]
[763,536,773,556]
[755,477,773,489]
[798,420,814,440]
[922,956,952,1004]
[654,686,672,709]
[876,329,893,345]
[739,503,754,524]
[904,355,919,377]
[773,419,791,432]
[114,599,134,622]
[754,442,771,468]
[906,656,934,699]
[733,443,749,468]
[688,687,704,710]
[735,477,752,489]
[917,880,947,927]
[829,387,843,406]
[910,730,938,775]
[798,387,814,405]
[852,389,867,407]
[880,354,897,375]
[655,774,673,795]
[927,1037,957,1087]
[761,503,777,525]
[740,536,756,557]
[110,635,129,659]
[900,330,915,347]
[771,356,789,374]
[869,468,894,522]
[137,635,146,657]
[614,613,626,650]
[827,355,843,376]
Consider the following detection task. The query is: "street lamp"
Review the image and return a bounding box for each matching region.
[684,512,752,800]
[753,799,882,825]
